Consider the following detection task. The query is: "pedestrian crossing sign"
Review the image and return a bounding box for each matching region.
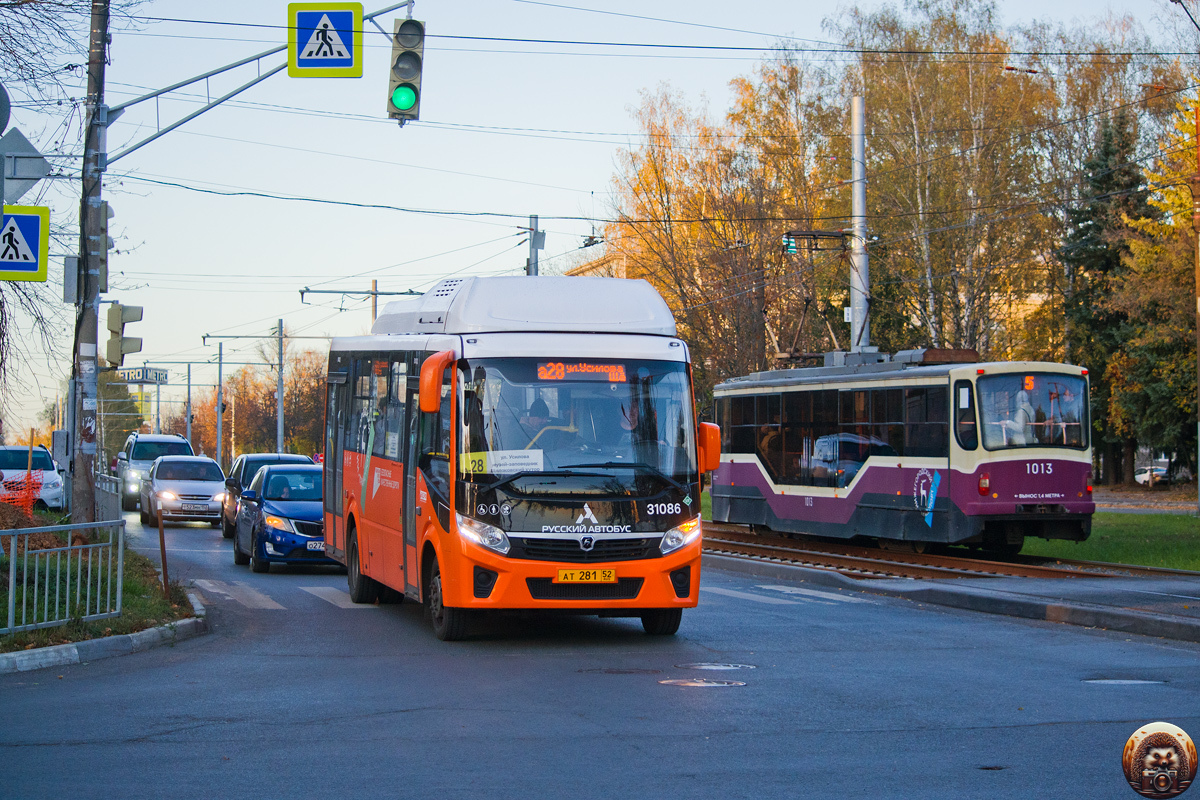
[0,205,49,283]
[288,3,363,78]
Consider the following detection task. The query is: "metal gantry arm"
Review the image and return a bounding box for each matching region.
[105,1,415,165]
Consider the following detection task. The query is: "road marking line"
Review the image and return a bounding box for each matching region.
[1126,589,1200,602]
[193,579,286,610]
[756,584,873,604]
[700,586,805,605]
[299,586,374,609]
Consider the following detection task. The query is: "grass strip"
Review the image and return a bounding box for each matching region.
[1023,512,1200,571]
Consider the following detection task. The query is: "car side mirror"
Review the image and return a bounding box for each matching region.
[242,490,258,503]
[116,452,127,462]
[225,477,238,489]
[697,422,721,474]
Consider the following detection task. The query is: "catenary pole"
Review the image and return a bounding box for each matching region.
[1193,101,1199,515]
[277,319,284,453]
[186,364,192,446]
[527,215,539,276]
[849,95,870,352]
[71,0,110,522]
[216,343,223,469]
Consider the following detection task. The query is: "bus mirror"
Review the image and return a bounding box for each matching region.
[698,422,721,474]
[419,350,456,414]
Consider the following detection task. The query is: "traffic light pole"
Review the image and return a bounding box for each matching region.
[72,0,110,522]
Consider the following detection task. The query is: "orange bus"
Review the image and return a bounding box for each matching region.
[322,276,720,640]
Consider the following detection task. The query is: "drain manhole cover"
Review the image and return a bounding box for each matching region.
[577,668,662,675]
[675,663,756,671]
[659,678,746,687]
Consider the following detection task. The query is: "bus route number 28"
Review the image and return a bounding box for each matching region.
[1026,462,1053,475]
[647,502,682,515]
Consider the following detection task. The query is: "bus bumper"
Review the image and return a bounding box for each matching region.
[440,538,702,611]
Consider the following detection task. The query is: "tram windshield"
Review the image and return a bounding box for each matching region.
[457,358,697,494]
[977,373,1088,450]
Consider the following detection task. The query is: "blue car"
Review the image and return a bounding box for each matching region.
[232,464,334,573]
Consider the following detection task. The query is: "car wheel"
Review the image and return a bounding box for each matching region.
[221,515,235,539]
[210,519,222,529]
[139,504,148,525]
[121,494,136,512]
[233,529,250,566]
[640,608,682,636]
[346,528,380,604]
[427,557,469,641]
[249,530,270,574]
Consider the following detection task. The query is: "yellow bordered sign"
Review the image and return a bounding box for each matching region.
[0,205,49,283]
[287,3,363,78]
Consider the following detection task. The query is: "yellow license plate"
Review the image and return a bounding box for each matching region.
[554,569,617,584]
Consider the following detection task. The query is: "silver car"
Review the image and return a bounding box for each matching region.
[139,456,226,528]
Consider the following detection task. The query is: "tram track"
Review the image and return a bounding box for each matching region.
[701,522,1198,581]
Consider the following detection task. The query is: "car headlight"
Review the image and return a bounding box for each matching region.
[212,492,225,502]
[264,515,295,533]
[660,518,702,555]
[157,490,178,501]
[455,512,510,555]
[127,470,140,480]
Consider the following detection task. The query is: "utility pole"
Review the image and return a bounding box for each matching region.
[526,214,544,276]
[186,364,192,446]
[849,95,870,353]
[154,380,161,433]
[276,319,285,453]
[371,279,378,323]
[216,342,223,469]
[71,0,110,522]
[1192,100,1200,516]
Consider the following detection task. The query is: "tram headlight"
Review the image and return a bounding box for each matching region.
[660,518,702,555]
[456,512,510,555]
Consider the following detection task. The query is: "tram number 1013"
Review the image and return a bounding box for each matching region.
[1026,462,1054,475]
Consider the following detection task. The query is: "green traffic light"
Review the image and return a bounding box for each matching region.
[391,85,417,111]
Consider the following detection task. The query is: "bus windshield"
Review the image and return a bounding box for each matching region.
[977,373,1088,450]
[458,358,697,493]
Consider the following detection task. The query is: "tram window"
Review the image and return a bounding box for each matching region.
[730,426,756,454]
[755,395,769,428]
[954,379,978,450]
[716,399,731,449]
[784,391,810,425]
[812,390,838,425]
[885,388,904,423]
[840,390,869,424]
[883,423,905,455]
[871,390,886,424]
[729,395,748,426]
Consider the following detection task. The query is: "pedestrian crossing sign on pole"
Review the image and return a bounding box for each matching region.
[288,3,363,78]
[0,205,49,283]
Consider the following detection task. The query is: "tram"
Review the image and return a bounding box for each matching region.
[711,350,1093,554]
[322,276,720,640]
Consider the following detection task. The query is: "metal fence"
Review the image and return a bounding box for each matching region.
[95,473,120,522]
[1,520,125,635]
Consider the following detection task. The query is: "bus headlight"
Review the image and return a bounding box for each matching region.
[660,518,702,555]
[456,512,510,555]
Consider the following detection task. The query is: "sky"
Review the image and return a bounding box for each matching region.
[0,0,1184,439]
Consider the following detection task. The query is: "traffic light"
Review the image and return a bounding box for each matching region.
[91,201,115,292]
[105,302,142,367]
[387,19,424,121]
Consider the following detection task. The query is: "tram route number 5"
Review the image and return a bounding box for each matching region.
[1026,462,1053,475]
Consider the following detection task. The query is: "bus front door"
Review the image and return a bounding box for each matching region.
[402,382,421,598]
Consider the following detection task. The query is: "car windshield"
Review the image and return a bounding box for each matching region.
[132,441,192,461]
[978,373,1088,450]
[262,470,321,501]
[243,458,310,487]
[458,357,697,494]
[0,450,54,470]
[157,461,223,482]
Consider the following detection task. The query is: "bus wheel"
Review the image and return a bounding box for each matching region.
[427,558,469,641]
[641,608,682,636]
[346,529,380,604]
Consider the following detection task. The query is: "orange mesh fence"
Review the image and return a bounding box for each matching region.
[1,471,44,517]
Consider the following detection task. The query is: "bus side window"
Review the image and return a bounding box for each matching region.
[954,380,978,450]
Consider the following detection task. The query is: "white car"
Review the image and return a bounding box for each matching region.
[0,445,65,510]
[1134,467,1169,486]
[139,455,226,527]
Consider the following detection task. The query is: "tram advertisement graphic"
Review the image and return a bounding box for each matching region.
[1123,722,1196,798]
[913,468,941,527]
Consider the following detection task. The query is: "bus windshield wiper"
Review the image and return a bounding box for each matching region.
[483,469,609,493]
[566,462,689,494]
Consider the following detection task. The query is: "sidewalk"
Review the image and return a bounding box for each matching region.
[705,553,1200,644]
[1092,486,1196,515]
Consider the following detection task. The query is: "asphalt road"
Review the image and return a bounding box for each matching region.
[2,509,1199,799]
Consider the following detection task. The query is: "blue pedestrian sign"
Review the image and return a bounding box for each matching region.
[288,3,363,78]
[0,205,49,283]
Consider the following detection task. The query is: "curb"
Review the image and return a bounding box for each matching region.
[702,553,1200,644]
[0,591,208,676]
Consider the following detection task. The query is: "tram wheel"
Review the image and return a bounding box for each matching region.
[640,608,682,636]
[427,558,469,641]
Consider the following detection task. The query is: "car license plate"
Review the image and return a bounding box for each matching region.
[181,503,206,511]
[554,569,616,584]
[307,540,324,551]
